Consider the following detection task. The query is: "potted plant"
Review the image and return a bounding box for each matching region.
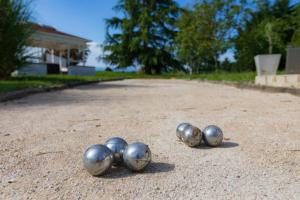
[254,20,282,76]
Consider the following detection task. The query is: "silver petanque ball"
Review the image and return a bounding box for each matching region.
[203,125,223,147]
[176,123,192,140]
[182,126,202,147]
[123,142,151,172]
[83,144,113,176]
[105,137,128,165]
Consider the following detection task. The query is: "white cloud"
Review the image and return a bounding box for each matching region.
[86,41,105,68]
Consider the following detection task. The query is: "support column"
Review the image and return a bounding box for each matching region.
[40,48,44,63]
[59,51,62,67]
[79,47,86,66]
[51,49,55,63]
[67,48,70,67]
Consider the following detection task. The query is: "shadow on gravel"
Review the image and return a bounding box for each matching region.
[1,83,152,107]
[76,83,152,91]
[102,162,175,179]
[197,141,239,150]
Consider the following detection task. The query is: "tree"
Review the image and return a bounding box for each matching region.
[101,0,181,74]
[291,3,300,46]
[234,0,297,71]
[257,18,286,54]
[0,0,32,79]
[175,0,246,73]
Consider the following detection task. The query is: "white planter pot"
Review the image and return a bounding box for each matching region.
[254,54,281,76]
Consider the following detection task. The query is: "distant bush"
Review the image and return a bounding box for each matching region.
[0,0,32,79]
[105,67,113,72]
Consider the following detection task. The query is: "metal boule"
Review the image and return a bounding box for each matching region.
[105,137,128,165]
[83,144,113,176]
[176,122,192,140]
[123,142,151,172]
[202,125,223,147]
[182,125,202,147]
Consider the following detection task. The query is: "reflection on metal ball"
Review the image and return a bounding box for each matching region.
[105,137,128,165]
[123,142,151,172]
[176,123,192,140]
[202,125,223,147]
[83,144,113,176]
[182,126,202,147]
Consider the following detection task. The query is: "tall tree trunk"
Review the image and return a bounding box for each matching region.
[214,54,219,71]
[144,66,152,74]
[155,65,162,74]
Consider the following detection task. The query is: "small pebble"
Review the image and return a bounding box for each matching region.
[8,179,16,184]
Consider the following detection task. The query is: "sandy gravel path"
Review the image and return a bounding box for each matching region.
[0,79,300,200]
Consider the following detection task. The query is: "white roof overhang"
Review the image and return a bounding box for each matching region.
[29,30,91,50]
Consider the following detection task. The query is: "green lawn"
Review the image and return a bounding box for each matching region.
[0,71,256,94]
[95,71,256,83]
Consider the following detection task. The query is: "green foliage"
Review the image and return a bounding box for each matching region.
[175,0,245,73]
[234,0,297,71]
[101,0,181,74]
[291,4,300,46]
[0,0,33,79]
[292,30,300,46]
[261,19,285,54]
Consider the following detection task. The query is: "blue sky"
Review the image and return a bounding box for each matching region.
[31,0,195,68]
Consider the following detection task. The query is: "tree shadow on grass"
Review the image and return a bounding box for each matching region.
[196,141,239,150]
[101,162,175,179]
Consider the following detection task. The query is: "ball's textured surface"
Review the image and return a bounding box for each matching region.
[202,125,223,147]
[105,137,128,165]
[182,126,202,147]
[123,142,151,171]
[176,123,192,140]
[83,144,113,176]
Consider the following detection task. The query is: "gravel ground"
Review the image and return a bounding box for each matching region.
[0,79,300,200]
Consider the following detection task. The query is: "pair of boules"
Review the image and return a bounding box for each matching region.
[177,123,223,147]
[106,137,151,171]
[83,137,151,176]
[176,123,202,147]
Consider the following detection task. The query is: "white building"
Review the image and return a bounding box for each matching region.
[18,24,95,76]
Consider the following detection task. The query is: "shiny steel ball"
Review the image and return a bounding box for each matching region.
[83,144,113,176]
[202,125,223,147]
[182,126,202,147]
[176,123,192,140]
[105,137,128,165]
[123,142,151,172]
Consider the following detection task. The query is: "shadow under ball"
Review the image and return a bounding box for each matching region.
[182,126,202,147]
[123,142,151,171]
[176,123,192,140]
[83,144,113,176]
[202,125,223,147]
[105,137,128,165]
